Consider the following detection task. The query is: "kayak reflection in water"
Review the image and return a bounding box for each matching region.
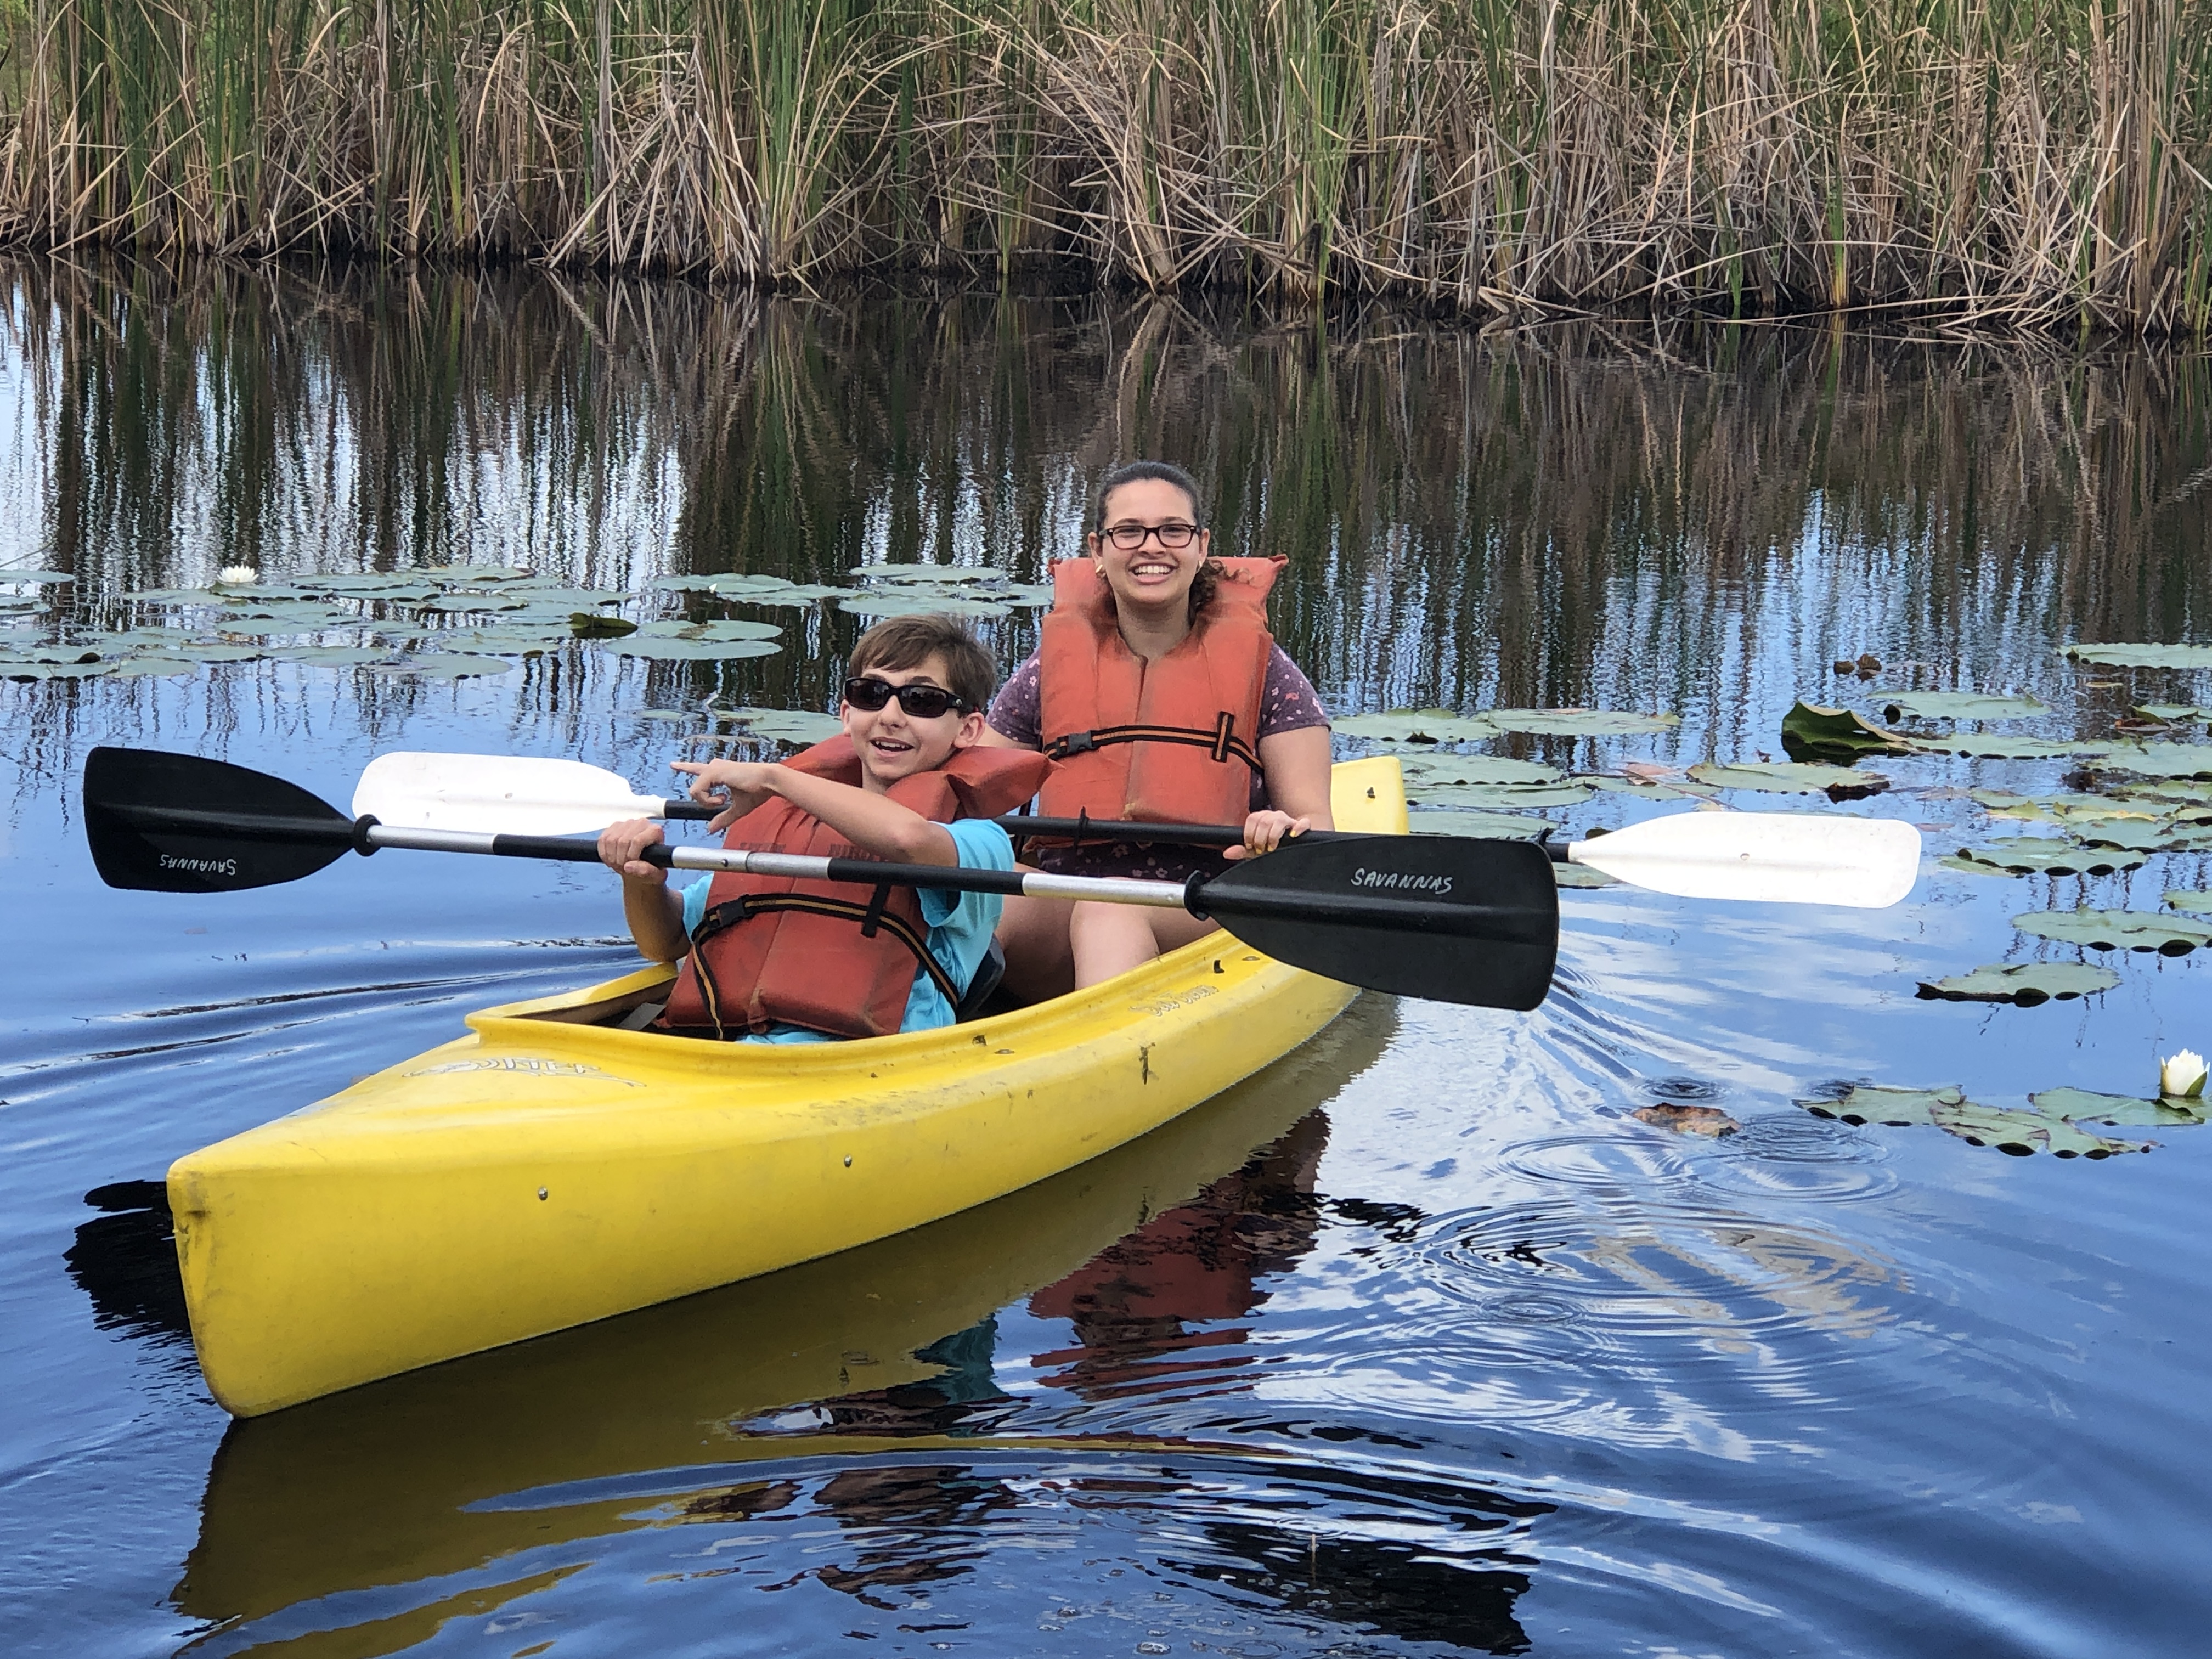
[979,460,1335,998]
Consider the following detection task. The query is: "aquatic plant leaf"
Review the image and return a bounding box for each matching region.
[1906,735,2111,760]
[1937,855,2012,878]
[635,618,782,641]
[1577,775,1720,800]
[309,572,447,594]
[1405,809,1559,839]
[1405,781,1595,809]
[2065,642,2212,669]
[1551,863,1620,888]
[1781,700,1911,761]
[1000,584,1056,608]
[121,586,227,605]
[167,642,268,662]
[1949,838,2147,876]
[104,657,201,677]
[1688,761,1888,798]
[1483,708,1680,736]
[2095,742,2212,778]
[849,564,1007,583]
[610,636,782,661]
[430,565,536,582]
[1878,691,2051,721]
[2134,704,2211,724]
[375,653,516,678]
[500,586,627,609]
[1803,1085,1965,1126]
[0,568,73,584]
[2,658,116,679]
[836,592,1010,619]
[0,642,105,663]
[2030,1087,2206,1128]
[569,613,637,639]
[1398,754,1564,786]
[1332,709,1498,743]
[713,707,845,743]
[2110,778,2212,808]
[2168,891,2212,916]
[1915,961,2121,1005]
[2012,909,2212,953]
[422,593,532,613]
[633,708,704,724]
[261,646,394,665]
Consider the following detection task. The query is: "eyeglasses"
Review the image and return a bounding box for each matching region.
[842,676,974,720]
[1099,520,1201,551]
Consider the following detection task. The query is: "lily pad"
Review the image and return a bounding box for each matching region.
[1397,755,1564,786]
[634,618,782,641]
[0,568,73,584]
[2167,891,2212,916]
[2109,778,2212,808]
[1781,701,1911,762]
[1333,709,1498,743]
[836,592,1010,619]
[1406,809,1559,839]
[999,584,1056,608]
[430,565,537,583]
[262,645,396,666]
[2030,1087,2207,1128]
[2,658,116,680]
[1949,838,2147,876]
[1906,735,2111,760]
[120,587,225,605]
[2135,704,2211,725]
[1577,775,1720,800]
[1879,691,2050,721]
[1803,1084,2147,1156]
[1405,781,1596,810]
[375,653,517,678]
[500,586,628,609]
[2095,743,2212,780]
[850,564,1008,584]
[104,657,202,677]
[1915,961,2122,1005]
[713,707,845,743]
[1483,708,1680,737]
[1937,855,2012,877]
[2012,909,2212,953]
[2065,642,2212,669]
[724,584,846,607]
[422,594,533,613]
[1688,761,1888,799]
[1551,863,1620,889]
[166,642,268,662]
[569,613,638,639]
[610,636,783,661]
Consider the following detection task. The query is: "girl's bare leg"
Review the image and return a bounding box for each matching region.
[994,883,1077,1005]
[1068,901,1219,990]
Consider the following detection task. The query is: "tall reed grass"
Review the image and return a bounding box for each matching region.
[2,0,2209,330]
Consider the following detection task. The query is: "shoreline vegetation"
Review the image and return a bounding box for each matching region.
[0,0,2208,333]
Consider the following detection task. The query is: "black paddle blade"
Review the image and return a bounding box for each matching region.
[1197,832,1559,1011]
[83,747,359,893]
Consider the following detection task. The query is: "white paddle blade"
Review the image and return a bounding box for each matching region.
[1567,811,1922,908]
[352,752,665,836]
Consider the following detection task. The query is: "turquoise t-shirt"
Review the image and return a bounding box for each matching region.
[678,817,1014,1043]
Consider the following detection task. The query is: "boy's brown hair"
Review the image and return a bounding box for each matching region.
[848,613,998,715]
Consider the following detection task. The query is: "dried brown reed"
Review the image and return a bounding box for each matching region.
[4,0,2211,329]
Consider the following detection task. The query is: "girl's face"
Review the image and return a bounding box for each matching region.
[1088,479,1209,613]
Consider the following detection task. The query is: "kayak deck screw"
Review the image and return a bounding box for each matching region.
[537,1187,548,1200]
[1213,958,1224,973]
[843,1155,853,1167]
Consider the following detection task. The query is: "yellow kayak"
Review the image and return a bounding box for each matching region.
[167,757,1408,1415]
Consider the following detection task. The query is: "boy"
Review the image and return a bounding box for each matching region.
[598,615,1049,1042]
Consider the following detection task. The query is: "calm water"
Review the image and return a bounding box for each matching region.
[3,259,2211,1657]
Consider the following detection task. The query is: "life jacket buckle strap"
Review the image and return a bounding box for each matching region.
[1048,730,1101,759]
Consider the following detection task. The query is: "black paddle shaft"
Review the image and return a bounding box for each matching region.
[83,747,1560,1010]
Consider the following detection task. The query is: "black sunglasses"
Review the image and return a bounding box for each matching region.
[842,676,974,720]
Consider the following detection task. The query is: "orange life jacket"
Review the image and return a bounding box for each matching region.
[659,737,1052,1040]
[1036,556,1283,827]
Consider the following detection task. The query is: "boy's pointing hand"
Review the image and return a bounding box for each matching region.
[673,759,780,833]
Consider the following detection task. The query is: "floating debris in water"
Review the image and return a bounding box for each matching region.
[1632,1103,1740,1136]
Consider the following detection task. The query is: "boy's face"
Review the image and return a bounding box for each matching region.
[840,653,986,791]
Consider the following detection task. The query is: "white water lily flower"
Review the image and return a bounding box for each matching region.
[217,565,258,585]
[2162,1049,2208,1099]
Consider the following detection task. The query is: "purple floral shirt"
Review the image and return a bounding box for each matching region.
[986,644,1330,881]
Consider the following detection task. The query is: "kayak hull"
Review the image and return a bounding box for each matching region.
[169,757,1406,1415]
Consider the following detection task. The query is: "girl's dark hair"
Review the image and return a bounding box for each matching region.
[1093,460,1220,623]
[1093,460,1204,531]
